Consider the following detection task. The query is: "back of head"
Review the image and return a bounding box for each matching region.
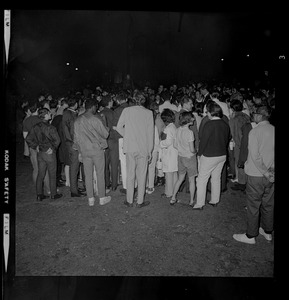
[67,97,78,108]
[179,111,194,126]
[28,101,39,114]
[99,95,112,108]
[115,91,128,104]
[132,91,146,106]
[160,108,175,124]
[38,108,50,120]
[206,101,223,118]
[255,105,271,120]
[85,98,97,111]
[230,99,243,112]
[160,90,171,102]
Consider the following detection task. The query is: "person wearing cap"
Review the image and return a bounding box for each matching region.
[233,105,274,244]
[26,108,62,201]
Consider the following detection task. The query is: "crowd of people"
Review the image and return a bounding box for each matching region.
[21,78,275,244]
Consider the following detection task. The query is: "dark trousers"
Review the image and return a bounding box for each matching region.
[36,151,57,196]
[56,149,63,182]
[246,175,274,237]
[67,143,80,194]
[228,149,236,177]
[105,139,119,189]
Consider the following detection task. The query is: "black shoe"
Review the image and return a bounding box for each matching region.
[36,194,49,201]
[161,193,171,199]
[78,187,86,193]
[71,192,85,197]
[231,184,246,191]
[57,181,66,187]
[136,201,150,208]
[120,188,127,194]
[208,202,218,207]
[124,200,133,207]
[51,193,63,200]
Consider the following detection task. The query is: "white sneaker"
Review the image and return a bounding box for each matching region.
[146,187,155,194]
[259,227,272,241]
[233,233,256,244]
[230,178,238,183]
[88,197,95,206]
[99,196,111,205]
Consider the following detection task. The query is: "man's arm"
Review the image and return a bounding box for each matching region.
[49,126,61,150]
[146,111,154,155]
[25,127,38,150]
[248,131,270,176]
[94,116,109,139]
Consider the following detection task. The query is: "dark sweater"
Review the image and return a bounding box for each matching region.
[198,118,230,157]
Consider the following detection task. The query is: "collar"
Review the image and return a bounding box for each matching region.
[257,120,270,126]
[68,108,77,113]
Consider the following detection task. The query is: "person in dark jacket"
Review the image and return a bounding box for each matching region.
[26,108,62,201]
[62,97,86,197]
[198,101,230,193]
[112,91,129,194]
[192,101,230,210]
[229,99,251,191]
[99,95,119,191]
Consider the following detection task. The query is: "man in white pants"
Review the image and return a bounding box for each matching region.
[116,91,154,208]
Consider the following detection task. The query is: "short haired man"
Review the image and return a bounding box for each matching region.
[26,108,62,201]
[62,97,86,197]
[99,95,118,191]
[74,99,111,206]
[23,101,50,194]
[116,91,154,207]
[113,92,129,194]
[233,105,274,244]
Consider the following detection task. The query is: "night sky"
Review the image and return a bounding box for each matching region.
[5,10,285,96]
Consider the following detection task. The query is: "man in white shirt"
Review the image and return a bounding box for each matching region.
[158,90,179,113]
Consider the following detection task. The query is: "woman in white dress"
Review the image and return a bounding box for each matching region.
[159,109,178,198]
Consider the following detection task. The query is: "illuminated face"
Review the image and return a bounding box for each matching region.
[184,100,193,111]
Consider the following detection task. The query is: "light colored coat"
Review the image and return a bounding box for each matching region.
[116,105,154,156]
[160,123,178,172]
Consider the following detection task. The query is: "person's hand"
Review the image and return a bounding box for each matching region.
[148,153,152,164]
[264,170,274,183]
